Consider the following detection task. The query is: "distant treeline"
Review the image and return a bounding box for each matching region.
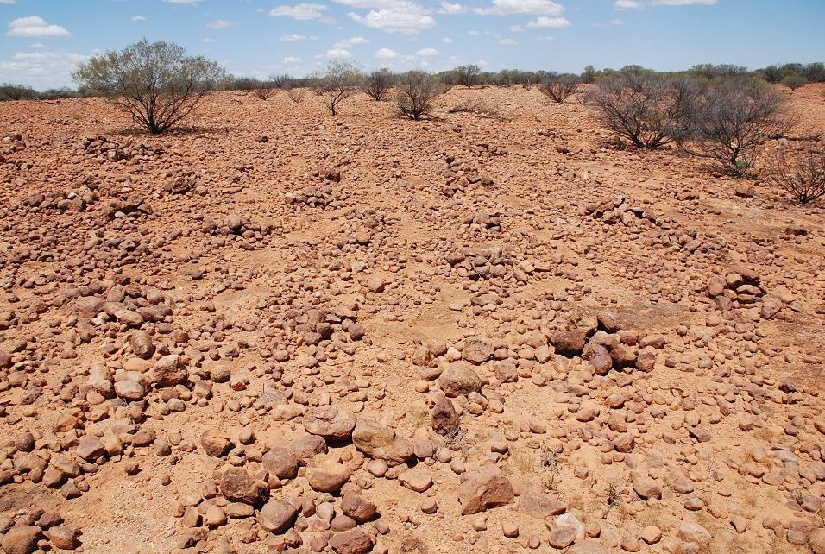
[3,62,823,101]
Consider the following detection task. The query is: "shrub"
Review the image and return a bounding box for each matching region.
[311,60,363,116]
[453,65,482,88]
[586,70,691,148]
[396,71,444,120]
[689,78,792,177]
[781,74,807,91]
[72,39,226,134]
[0,83,37,101]
[538,73,580,104]
[765,147,825,204]
[363,68,395,101]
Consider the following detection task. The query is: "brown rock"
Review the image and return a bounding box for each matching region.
[341,493,378,522]
[548,526,577,549]
[462,339,493,364]
[518,493,566,518]
[438,363,482,397]
[292,434,328,460]
[303,407,356,442]
[399,468,433,492]
[114,379,145,400]
[1,526,41,554]
[307,460,351,493]
[640,526,661,544]
[809,528,825,554]
[149,354,187,387]
[633,474,662,500]
[201,430,231,457]
[352,418,414,465]
[550,329,588,357]
[457,465,514,515]
[0,349,11,368]
[262,446,299,480]
[46,526,79,550]
[131,330,155,359]
[431,396,460,436]
[76,435,105,461]
[220,467,268,505]
[258,499,298,534]
[329,528,374,554]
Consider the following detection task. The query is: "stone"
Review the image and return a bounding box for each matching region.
[201,430,231,457]
[518,493,566,518]
[548,526,577,549]
[329,528,374,554]
[292,434,328,460]
[550,329,588,357]
[76,435,105,461]
[220,467,268,505]
[341,492,378,522]
[149,354,187,387]
[567,541,609,554]
[258,499,298,534]
[1,526,41,554]
[131,330,155,359]
[303,407,356,442]
[457,465,514,515]
[399,468,433,492]
[431,396,460,437]
[620,536,641,552]
[204,505,227,528]
[307,460,351,493]
[352,418,414,466]
[438,363,483,397]
[640,526,661,544]
[633,474,662,500]
[583,343,612,375]
[463,340,493,364]
[46,526,79,550]
[809,528,825,554]
[114,380,145,400]
[677,523,711,545]
[262,447,299,480]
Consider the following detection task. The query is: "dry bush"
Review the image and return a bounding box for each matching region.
[0,83,38,101]
[252,86,277,101]
[363,68,395,101]
[586,70,691,149]
[311,60,363,116]
[448,97,508,121]
[690,78,793,177]
[764,146,825,204]
[286,87,305,104]
[538,73,580,104]
[396,71,445,120]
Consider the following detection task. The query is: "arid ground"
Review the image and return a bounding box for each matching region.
[1,84,824,554]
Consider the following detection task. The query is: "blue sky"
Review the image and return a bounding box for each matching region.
[1,0,823,90]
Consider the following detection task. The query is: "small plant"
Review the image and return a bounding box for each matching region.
[781,73,807,91]
[396,71,445,120]
[363,68,395,101]
[453,64,482,89]
[286,87,305,104]
[252,86,277,101]
[538,73,580,104]
[765,146,825,204]
[540,444,560,489]
[603,482,624,519]
[311,59,363,116]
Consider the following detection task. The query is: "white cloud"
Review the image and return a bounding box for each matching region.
[614,0,642,8]
[443,37,453,43]
[318,48,352,58]
[161,0,202,3]
[467,30,480,36]
[439,2,467,14]
[335,0,435,34]
[593,18,623,27]
[525,16,570,27]
[29,42,47,49]
[654,0,717,4]
[510,24,524,32]
[131,15,147,22]
[499,38,518,45]
[279,34,308,41]
[206,20,233,29]
[476,0,564,15]
[416,47,438,56]
[269,3,327,20]
[334,36,369,48]
[283,56,302,63]
[0,0,17,4]
[0,50,87,89]
[537,35,555,41]
[7,16,70,37]
[374,47,400,60]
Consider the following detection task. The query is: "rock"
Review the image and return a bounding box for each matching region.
[809,528,825,554]
[583,343,612,375]
[597,310,623,333]
[1,526,41,554]
[341,492,378,522]
[292,434,328,460]
[463,339,493,364]
[46,526,79,550]
[567,541,609,554]
[76,435,105,461]
[519,493,566,518]
[262,447,299,480]
[548,526,577,549]
[677,523,711,545]
[220,467,268,505]
[303,407,356,442]
[131,331,155,359]
[633,474,662,500]
[550,329,588,357]
[15,432,35,452]
[149,354,187,387]
[431,396,460,437]
[201,430,231,457]
[114,380,145,400]
[307,460,351,493]
[399,468,433,492]
[457,465,514,515]
[438,363,483,397]
[204,505,227,528]
[352,418,414,466]
[258,499,298,534]
[0,349,11,368]
[329,528,374,554]
[707,276,726,297]
[640,526,661,544]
